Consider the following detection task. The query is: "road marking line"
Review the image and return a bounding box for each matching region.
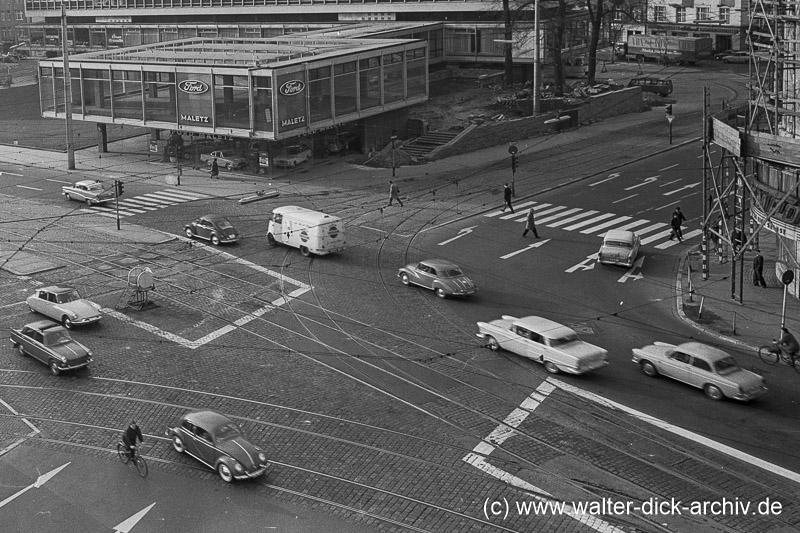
[612,194,637,204]
[0,397,40,456]
[547,377,800,485]
[640,228,673,245]
[139,193,179,204]
[16,185,41,191]
[118,198,160,210]
[537,207,582,225]
[512,203,553,222]
[498,201,538,220]
[163,189,211,199]
[581,215,631,234]
[563,212,615,231]
[486,200,538,218]
[547,210,599,228]
[653,228,703,249]
[633,222,668,237]
[601,219,651,235]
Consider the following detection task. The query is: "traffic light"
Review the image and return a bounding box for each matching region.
[666,104,673,116]
[176,145,183,160]
[115,180,124,197]
[511,153,518,173]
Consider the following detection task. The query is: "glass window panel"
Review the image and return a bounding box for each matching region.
[359,63,380,110]
[383,62,403,104]
[40,67,55,113]
[112,71,143,120]
[334,67,357,116]
[143,71,176,122]
[82,77,112,117]
[309,66,331,122]
[407,58,426,98]
[253,87,272,132]
[215,84,249,129]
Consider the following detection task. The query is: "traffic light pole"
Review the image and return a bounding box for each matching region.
[114,179,121,230]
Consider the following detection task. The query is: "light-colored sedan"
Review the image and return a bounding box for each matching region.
[721,51,750,63]
[62,179,116,205]
[274,145,312,168]
[26,286,102,329]
[398,259,476,298]
[598,229,640,267]
[632,341,768,401]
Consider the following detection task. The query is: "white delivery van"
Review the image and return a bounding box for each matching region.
[266,206,346,256]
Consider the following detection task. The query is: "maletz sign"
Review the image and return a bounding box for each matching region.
[176,74,213,128]
[276,71,308,134]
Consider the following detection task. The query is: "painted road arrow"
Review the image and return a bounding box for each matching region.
[114,503,157,533]
[663,182,701,196]
[0,462,70,508]
[624,176,658,190]
[438,226,477,246]
[0,171,24,177]
[500,239,551,259]
[566,253,598,273]
[618,256,645,283]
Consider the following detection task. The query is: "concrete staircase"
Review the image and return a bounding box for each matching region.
[401,131,459,158]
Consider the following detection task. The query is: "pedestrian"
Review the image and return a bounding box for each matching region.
[753,250,767,287]
[522,207,539,238]
[501,183,514,213]
[388,180,403,207]
[671,206,686,240]
[210,158,219,179]
[669,213,683,242]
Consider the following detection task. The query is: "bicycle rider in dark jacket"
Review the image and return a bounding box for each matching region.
[122,420,144,459]
[778,327,799,365]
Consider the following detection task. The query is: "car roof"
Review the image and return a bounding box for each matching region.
[603,229,635,241]
[201,214,227,222]
[673,342,731,362]
[183,409,233,428]
[24,319,65,331]
[515,316,576,338]
[74,179,103,186]
[38,286,76,293]
[419,259,460,269]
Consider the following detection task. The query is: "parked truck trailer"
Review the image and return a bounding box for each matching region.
[621,35,713,65]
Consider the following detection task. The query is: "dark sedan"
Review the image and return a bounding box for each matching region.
[166,410,269,482]
[184,215,240,245]
[10,320,93,375]
[398,259,477,298]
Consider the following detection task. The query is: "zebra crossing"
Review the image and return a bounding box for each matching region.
[80,188,212,218]
[486,201,702,249]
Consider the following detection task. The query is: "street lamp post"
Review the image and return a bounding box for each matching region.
[532,0,540,114]
[391,131,397,178]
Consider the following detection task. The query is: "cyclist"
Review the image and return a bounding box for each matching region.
[122,420,144,461]
[777,327,799,366]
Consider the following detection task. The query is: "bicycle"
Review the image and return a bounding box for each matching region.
[758,342,800,374]
[117,441,149,478]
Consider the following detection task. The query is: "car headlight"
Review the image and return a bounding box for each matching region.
[233,461,244,473]
[258,452,267,463]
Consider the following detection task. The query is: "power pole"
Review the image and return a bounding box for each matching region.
[61,5,75,170]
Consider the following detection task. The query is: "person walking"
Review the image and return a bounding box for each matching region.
[753,250,767,287]
[388,180,403,207]
[671,207,686,240]
[501,183,514,213]
[210,158,219,179]
[522,207,539,238]
[669,213,683,242]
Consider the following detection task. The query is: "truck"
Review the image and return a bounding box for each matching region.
[621,35,713,65]
[199,150,247,170]
[266,206,346,257]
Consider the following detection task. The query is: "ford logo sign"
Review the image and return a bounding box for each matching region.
[178,80,209,94]
[279,80,305,96]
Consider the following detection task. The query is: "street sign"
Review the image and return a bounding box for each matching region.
[667,115,675,123]
[782,270,794,285]
[508,144,518,155]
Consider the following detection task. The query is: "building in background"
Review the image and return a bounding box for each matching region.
[1,0,29,52]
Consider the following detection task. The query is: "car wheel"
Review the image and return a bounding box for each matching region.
[185,228,194,239]
[400,273,410,286]
[544,361,560,374]
[704,384,724,401]
[435,287,447,299]
[172,435,186,453]
[16,344,25,356]
[217,462,234,483]
[226,162,233,170]
[211,234,220,246]
[49,360,61,376]
[300,246,310,257]
[485,336,500,351]
[640,361,658,377]
[62,316,73,329]
[267,233,277,246]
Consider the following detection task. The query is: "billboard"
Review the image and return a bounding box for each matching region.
[275,70,308,134]
[176,73,213,128]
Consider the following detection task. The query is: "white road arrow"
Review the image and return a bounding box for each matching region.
[566,253,598,273]
[0,463,70,508]
[624,176,658,191]
[663,182,701,196]
[114,503,157,533]
[438,226,477,246]
[500,239,551,259]
[618,256,645,283]
[0,171,24,177]
[589,172,620,187]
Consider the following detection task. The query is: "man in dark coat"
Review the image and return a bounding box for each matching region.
[210,158,219,179]
[753,251,767,287]
[522,207,539,237]
[671,207,686,240]
[669,214,683,242]
[501,183,514,213]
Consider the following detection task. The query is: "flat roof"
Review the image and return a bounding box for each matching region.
[49,36,423,69]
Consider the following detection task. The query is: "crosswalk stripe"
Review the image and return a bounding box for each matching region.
[582,215,631,234]
[640,228,674,245]
[89,205,141,216]
[80,209,117,219]
[635,222,669,236]
[100,204,147,214]
[120,198,161,209]
[139,194,176,205]
[513,203,554,222]
[609,220,658,236]
[163,189,211,200]
[537,207,582,225]
[547,210,599,228]
[653,228,703,249]
[520,205,568,221]
[118,200,158,211]
[563,212,616,231]
[498,201,539,220]
[486,200,537,218]
[154,191,201,202]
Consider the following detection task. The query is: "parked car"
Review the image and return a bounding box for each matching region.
[398,259,476,298]
[165,410,269,482]
[26,286,102,329]
[10,320,93,375]
[184,215,240,246]
[598,229,640,267]
[721,51,750,63]
[631,341,768,401]
[274,145,312,168]
[476,315,609,375]
[200,150,247,170]
[627,77,673,97]
[62,179,116,206]
[713,49,735,60]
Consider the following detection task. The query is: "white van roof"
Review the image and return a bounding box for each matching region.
[272,205,341,224]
